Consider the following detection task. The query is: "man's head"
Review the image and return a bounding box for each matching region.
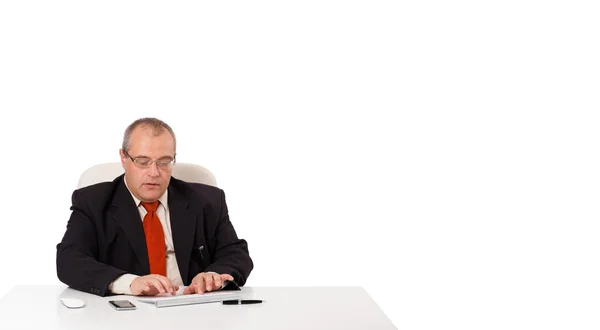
[120,118,177,203]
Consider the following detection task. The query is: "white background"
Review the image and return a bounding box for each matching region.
[1,1,600,329]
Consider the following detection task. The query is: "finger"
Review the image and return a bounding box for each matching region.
[149,275,172,293]
[220,274,234,282]
[133,284,151,296]
[148,278,166,294]
[155,276,175,294]
[141,283,159,296]
[195,275,206,294]
[183,283,195,295]
[213,274,222,290]
[204,274,214,292]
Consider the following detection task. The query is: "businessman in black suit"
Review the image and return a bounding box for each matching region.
[56,117,253,296]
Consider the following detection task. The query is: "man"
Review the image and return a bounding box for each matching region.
[56,117,253,296]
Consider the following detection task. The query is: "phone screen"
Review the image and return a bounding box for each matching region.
[110,300,136,308]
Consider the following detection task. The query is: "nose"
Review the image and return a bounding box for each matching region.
[148,162,160,177]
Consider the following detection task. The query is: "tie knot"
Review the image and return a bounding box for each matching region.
[141,201,159,212]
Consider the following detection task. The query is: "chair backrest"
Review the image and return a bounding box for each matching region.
[77,162,218,189]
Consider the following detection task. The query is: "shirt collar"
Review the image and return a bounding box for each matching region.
[124,175,169,210]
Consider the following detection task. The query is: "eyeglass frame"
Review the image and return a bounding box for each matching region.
[122,149,177,169]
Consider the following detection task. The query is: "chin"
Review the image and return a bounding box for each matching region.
[141,191,163,201]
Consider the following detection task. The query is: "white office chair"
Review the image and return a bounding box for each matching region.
[77,162,217,189]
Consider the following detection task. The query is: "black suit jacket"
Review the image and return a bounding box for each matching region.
[56,175,253,296]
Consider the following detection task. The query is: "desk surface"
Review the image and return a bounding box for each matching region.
[0,285,397,330]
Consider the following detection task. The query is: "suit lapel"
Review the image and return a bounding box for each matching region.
[168,183,197,285]
[110,177,150,274]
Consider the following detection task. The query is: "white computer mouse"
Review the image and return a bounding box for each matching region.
[60,297,85,309]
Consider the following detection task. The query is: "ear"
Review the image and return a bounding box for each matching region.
[119,149,127,168]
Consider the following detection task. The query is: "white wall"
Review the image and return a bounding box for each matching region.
[1,1,600,329]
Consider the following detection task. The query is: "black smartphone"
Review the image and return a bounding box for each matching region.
[109,300,137,311]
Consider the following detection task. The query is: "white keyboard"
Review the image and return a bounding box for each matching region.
[136,290,243,308]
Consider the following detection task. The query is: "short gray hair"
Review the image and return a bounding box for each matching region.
[122,117,177,152]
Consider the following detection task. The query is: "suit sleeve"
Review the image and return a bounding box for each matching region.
[204,190,253,286]
[56,190,126,296]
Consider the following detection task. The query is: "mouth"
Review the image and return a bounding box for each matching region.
[143,183,160,188]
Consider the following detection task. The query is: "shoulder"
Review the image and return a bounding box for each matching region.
[71,175,124,207]
[169,176,225,204]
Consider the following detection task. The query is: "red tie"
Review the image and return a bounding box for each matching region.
[141,201,166,276]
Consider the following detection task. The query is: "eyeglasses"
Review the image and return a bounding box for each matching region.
[123,150,176,170]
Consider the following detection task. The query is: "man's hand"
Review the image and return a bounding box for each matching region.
[130,274,179,296]
[183,272,234,295]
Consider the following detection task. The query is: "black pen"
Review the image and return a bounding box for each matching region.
[222,300,263,305]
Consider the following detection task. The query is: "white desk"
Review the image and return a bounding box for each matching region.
[0,285,397,330]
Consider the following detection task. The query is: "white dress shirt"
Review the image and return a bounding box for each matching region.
[108,178,184,294]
